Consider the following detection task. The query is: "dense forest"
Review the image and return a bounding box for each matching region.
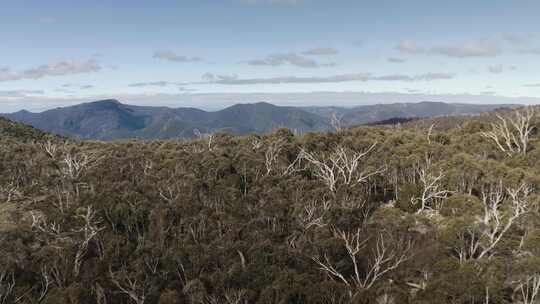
[0,106,539,304]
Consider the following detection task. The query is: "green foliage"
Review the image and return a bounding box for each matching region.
[0,110,539,303]
[0,117,59,142]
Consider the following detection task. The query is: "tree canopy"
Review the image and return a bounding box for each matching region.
[0,107,539,304]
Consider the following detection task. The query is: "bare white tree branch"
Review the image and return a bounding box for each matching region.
[514,274,540,304]
[313,230,412,297]
[454,181,531,262]
[412,155,452,214]
[299,144,385,192]
[481,107,536,156]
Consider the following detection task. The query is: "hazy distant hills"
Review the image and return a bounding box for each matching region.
[1,99,516,140]
[2,100,329,140]
[303,101,517,126]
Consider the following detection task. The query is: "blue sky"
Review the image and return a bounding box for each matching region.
[1,0,540,111]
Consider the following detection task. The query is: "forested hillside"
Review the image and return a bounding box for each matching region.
[2,100,513,140]
[1,100,331,140]
[0,107,539,304]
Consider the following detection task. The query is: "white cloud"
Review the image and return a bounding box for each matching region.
[0,67,19,82]
[0,60,101,82]
[61,83,95,89]
[374,73,454,81]
[431,42,501,58]
[153,51,203,63]
[201,73,239,81]
[205,73,370,84]
[396,41,425,54]
[302,48,339,56]
[245,53,320,68]
[23,60,101,79]
[129,81,172,87]
[245,51,338,68]
[197,72,454,85]
[0,90,44,97]
[397,40,502,58]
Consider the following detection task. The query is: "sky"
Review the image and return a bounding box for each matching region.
[1,0,540,112]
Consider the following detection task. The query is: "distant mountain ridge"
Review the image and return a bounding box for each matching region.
[1,99,517,140]
[2,100,329,140]
[302,101,518,126]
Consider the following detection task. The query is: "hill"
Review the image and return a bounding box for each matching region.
[2,100,517,140]
[0,116,59,142]
[0,106,539,303]
[3,100,329,140]
[304,101,517,126]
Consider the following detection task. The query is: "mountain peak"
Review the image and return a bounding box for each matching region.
[253,101,276,107]
[417,101,447,105]
[0,100,515,140]
[78,99,125,112]
[229,101,276,109]
[84,99,122,107]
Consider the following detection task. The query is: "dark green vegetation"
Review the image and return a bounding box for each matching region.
[2,100,330,140]
[2,100,515,140]
[0,106,539,304]
[0,117,59,142]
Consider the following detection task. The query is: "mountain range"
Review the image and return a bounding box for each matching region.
[1,99,517,140]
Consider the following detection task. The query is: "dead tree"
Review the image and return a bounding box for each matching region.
[282,151,308,176]
[43,141,58,159]
[514,274,540,304]
[427,124,435,145]
[158,184,182,205]
[250,138,263,151]
[313,230,412,297]
[92,283,108,304]
[412,155,451,214]
[223,289,247,304]
[10,267,50,303]
[264,138,286,175]
[454,182,531,262]
[481,107,536,156]
[477,182,530,259]
[31,205,103,280]
[331,112,344,132]
[61,153,91,181]
[0,180,21,203]
[52,186,72,215]
[299,144,385,192]
[194,129,215,152]
[26,267,51,304]
[299,149,338,192]
[297,200,330,230]
[73,206,104,277]
[59,151,102,196]
[0,272,15,304]
[109,265,152,304]
[31,212,66,242]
